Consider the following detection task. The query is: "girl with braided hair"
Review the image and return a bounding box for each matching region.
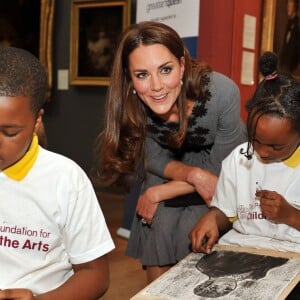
[190,51,300,299]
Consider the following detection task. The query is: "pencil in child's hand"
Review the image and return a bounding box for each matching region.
[256,182,263,191]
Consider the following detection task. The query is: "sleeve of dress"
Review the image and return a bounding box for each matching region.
[205,72,247,175]
[145,136,174,178]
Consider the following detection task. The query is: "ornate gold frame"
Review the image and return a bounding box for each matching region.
[70,0,130,86]
[39,0,55,99]
[261,0,277,54]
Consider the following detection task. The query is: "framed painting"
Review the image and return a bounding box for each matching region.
[70,0,130,86]
[0,0,55,100]
[261,0,300,78]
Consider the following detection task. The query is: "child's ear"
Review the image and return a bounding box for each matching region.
[34,109,44,133]
[34,109,47,148]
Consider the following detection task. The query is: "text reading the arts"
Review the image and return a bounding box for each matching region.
[0,235,49,251]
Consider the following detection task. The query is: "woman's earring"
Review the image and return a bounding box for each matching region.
[133,88,137,94]
[180,79,183,85]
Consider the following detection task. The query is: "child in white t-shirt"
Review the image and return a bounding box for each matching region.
[189,51,300,299]
[0,46,115,299]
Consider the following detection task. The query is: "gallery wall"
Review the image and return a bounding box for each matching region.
[44,0,136,174]
[44,0,261,175]
[199,0,262,121]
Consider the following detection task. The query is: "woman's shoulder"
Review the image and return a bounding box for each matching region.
[210,71,238,89]
[207,71,240,102]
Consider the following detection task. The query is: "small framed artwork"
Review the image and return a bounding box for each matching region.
[261,0,300,79]
[0,0,55,99]
[70,0,130,86]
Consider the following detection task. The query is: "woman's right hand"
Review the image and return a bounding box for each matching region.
[186,167,218,205]
[136,186,160,224]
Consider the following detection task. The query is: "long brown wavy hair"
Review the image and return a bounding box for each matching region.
[92,21,211,188]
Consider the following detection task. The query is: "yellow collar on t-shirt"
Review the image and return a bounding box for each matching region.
[283,146,300,168]
[3,134,39,181]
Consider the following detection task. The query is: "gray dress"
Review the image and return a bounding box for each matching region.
[126,71,247,266]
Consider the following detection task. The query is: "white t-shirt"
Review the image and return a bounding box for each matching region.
[211,143,300,253]
[0,147,115,294]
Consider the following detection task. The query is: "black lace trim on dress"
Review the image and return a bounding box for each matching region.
[147,73,212,152]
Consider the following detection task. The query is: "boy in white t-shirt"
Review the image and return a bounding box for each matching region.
[0,46,115,299]
[189,52,300,299]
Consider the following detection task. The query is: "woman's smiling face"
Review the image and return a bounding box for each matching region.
[128,44,185,121]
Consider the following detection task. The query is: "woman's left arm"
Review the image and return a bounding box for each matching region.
[163,161,217,203]
[164,74,246,201]
[136,180,197,223]
[204,73,246,175]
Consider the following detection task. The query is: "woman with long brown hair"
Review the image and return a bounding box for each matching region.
[93,21,246,282]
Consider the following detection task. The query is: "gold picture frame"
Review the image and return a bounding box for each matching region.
[70,0,130,86]
[261,0,300,78]
[40,0,55,99]
[261,0,276,54]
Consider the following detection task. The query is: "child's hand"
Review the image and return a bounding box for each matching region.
[189,212,219,254]
[0,288,35,299]
[256,190,294,224]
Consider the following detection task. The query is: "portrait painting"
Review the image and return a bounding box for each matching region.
[0,1,40,55]
[0,0,55,99]
[70,0,130,86]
